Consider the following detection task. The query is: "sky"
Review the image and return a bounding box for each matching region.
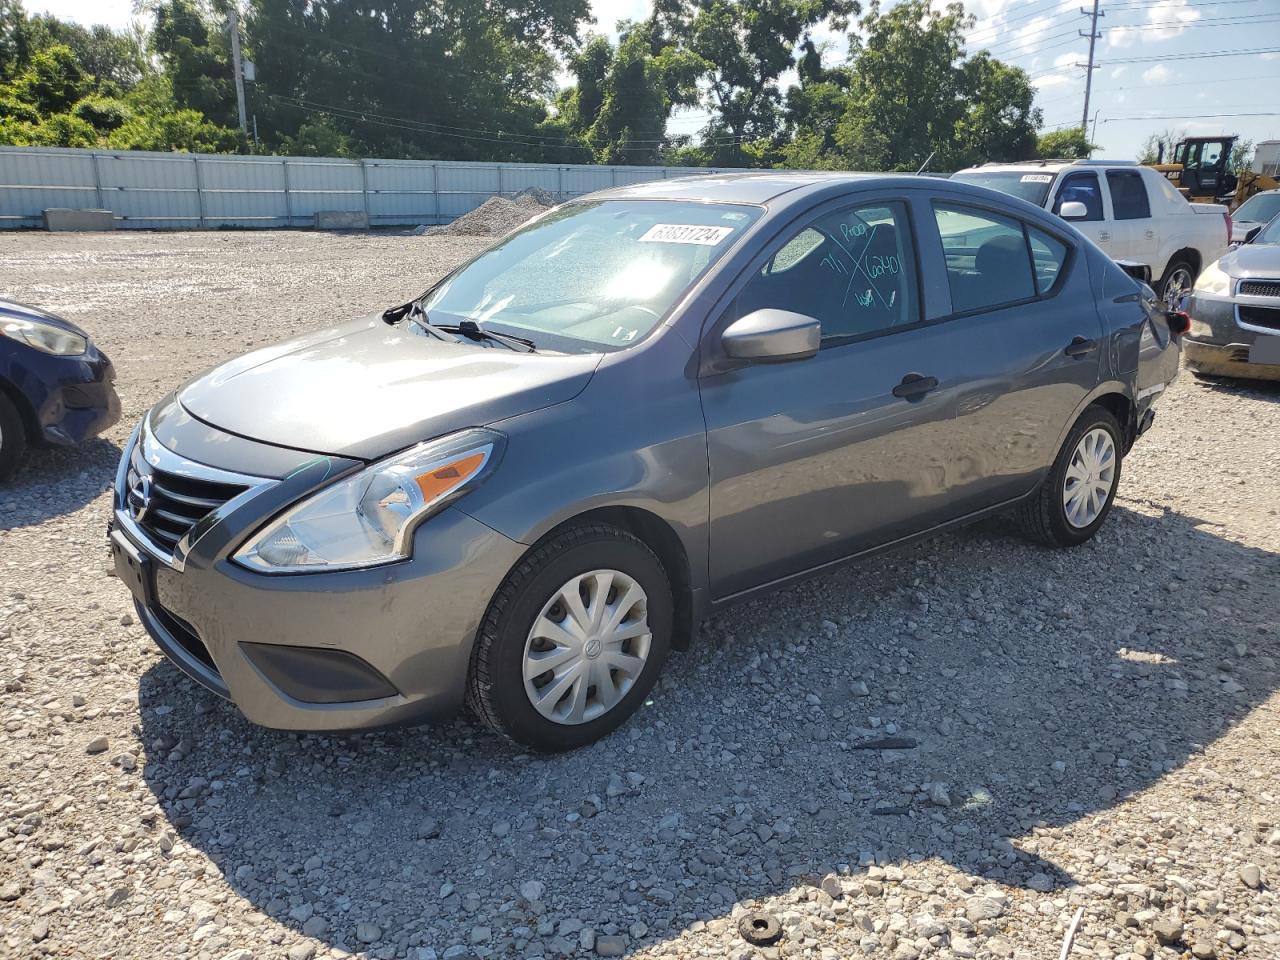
[25,0,1280,165]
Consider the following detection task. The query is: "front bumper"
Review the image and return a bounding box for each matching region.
[0,341,120,445]
[111,420,525,731]
[1184,292,1280,380]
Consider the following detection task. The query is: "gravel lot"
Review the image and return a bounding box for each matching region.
[1,231,1278,960]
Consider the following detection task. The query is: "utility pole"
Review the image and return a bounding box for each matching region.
[229,4,248,135]
[1078,0,1103,135]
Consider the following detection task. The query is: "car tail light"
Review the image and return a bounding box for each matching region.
[1224,212,1232,244]
[1165,309,1192,337]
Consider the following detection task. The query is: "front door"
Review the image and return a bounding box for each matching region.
[1052,170,1114,255]
[699,198,972,599]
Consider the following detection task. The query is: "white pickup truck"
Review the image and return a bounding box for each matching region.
[953,160,1230,306]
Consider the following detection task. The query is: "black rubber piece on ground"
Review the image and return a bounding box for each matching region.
[465,522,673,752]
[1016,404,1123,548]
[739,913,783,946]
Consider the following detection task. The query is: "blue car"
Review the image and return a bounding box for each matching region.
[0,298,121,480]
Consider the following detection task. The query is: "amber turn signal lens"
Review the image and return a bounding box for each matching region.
[413,451,487,502]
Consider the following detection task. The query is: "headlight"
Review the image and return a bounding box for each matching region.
[1192,261,1232,297]
[1,316,88,355]
[234,429,504,573]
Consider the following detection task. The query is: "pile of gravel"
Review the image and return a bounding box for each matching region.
[417,188,554,238]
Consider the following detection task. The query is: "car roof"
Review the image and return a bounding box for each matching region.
[586,171,918,205]
[955,160,1141,174]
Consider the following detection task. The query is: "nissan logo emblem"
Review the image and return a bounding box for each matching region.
[131,474,153,524]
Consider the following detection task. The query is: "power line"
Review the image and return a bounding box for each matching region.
[1098,111,1280,123]
[1103,46,1280,64]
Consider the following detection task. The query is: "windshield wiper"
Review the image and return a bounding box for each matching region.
[437,319,537,353]
[382,299,460,343]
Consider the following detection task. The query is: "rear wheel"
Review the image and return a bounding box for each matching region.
[0,392,26,483]
[466,523,672,752]
[1017,406,1123,547]
[1157,258,1196,309]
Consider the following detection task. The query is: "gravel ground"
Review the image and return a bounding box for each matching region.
[1,231,1278,960]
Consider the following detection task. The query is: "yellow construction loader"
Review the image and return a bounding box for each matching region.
[1148,136,1280,209]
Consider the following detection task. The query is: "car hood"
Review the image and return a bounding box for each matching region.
[178,315,602,461]
[1218,242,1280,279]
[0,298,90,338]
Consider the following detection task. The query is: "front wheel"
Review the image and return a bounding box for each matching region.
[466,523,673,752]
[1017,406,1123,547]
[0,392,27,483]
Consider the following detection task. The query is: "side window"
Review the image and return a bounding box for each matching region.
[1052,172,1103,221]
[735,201,919,343]
[933,203,1035,313]
[1028,227,1068,295]
[1107,171,1151,220]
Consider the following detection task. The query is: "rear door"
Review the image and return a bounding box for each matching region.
[1105,169,1158,270]
[699,196,971,598]
[1051,170,1116,255]
[928,200,1103,512]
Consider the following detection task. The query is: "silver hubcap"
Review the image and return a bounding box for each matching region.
[522,569,651,725]
[1063,427,1116,529]
[1163,267,1193,309]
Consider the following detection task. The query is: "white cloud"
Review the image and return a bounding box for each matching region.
[1142,64,1172,85]
[1110,66,1128,79]
[1107,0,1201,49]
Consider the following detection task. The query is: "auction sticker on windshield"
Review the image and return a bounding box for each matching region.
[639,224,736,245]
[1021,174,1053,183]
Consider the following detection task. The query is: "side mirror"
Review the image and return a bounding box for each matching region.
[1059,200,1089,221]
[721,308,820,364]
[1244,226,1262,244]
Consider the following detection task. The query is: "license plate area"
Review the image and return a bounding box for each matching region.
[111,528,153,606]
[1250,336,1280,365]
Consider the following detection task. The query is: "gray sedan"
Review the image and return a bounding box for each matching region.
[1184,212,1280,381]
[110,174,1182,751]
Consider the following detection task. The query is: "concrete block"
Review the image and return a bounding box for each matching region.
[314,209,369,230]
[43,208,115,232]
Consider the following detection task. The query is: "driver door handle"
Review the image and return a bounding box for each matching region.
[1064,336,1098,358]
[892,373,939,400]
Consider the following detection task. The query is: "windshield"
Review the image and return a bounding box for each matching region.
[1255,213,1280,245]
[1235,192,1280,225]
[420,199,762,352]
[950,170,1054,206]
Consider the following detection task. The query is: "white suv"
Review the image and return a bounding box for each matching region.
[953,160,1230,306]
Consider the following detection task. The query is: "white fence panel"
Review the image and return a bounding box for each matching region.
[0,146,754,229]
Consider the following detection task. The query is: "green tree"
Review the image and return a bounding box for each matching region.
[149,0,236,128]
[1037,127,1096,160]
[23,14,148,89]
[13,43,89,113]
[561,21,705,164]
[661,0,859,166]
[1137,128,1184,165]
[955,53,1040,165]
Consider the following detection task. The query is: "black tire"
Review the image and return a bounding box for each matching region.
[1016,405,1123,548]
[466,523,673,752]
[1157,258,1196,309]
[0,391,27,483]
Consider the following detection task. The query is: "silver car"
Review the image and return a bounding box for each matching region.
[1184,212,1280,381]
[110,174,1182,751]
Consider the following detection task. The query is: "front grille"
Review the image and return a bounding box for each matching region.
[1238,279,1280,298]
[125,443,246,552]
[1238,305,1280,332]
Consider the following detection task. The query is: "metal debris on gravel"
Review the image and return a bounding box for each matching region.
[1,230,1278,960]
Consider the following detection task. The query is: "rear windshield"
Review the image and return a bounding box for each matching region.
[950,170,1054,206]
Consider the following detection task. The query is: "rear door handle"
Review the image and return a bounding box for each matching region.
[1099,231,1111,242]
[892,373,939,400]
[1064,336,1098,358]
